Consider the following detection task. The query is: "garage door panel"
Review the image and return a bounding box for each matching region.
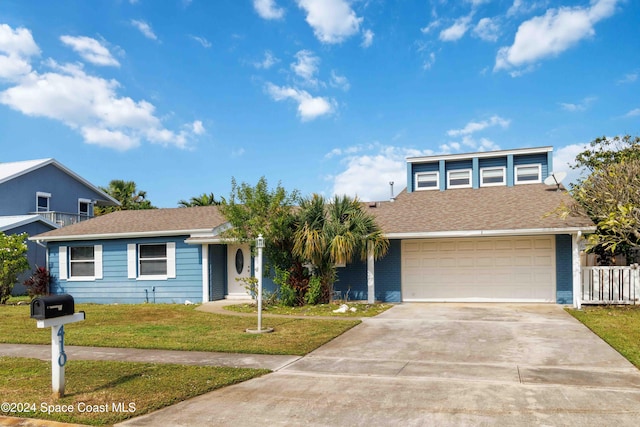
[402,236,555,302]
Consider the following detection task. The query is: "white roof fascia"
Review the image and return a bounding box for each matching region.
[385,226,596,239]
[29,228,214,242]
[407,146,553,164]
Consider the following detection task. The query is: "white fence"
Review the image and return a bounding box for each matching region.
[581,266,640,304]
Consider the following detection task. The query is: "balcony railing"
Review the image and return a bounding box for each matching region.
[31,211,92,228]
[582,266,640,305]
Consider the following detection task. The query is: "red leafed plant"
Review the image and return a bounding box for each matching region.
[23,266,53,298]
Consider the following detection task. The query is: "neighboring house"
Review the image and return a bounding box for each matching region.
[0,158,119,294]
[32,146,596,307]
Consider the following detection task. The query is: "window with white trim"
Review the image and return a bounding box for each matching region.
[58,245,102,280]
[36,192,51,212]
[128,242,176,280]
[70,246,95,277]
[78,198,91,217]
[447,169,472,189]
[515,164,542,184]
[415,171,439,190]
[480,167,506,187]
[139,244,168,276]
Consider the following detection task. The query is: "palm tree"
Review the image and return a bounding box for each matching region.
[293,194,389,302]
[178,193,221,207]
[95,180,155,215]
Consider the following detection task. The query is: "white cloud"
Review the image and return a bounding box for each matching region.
[473,17,500,42]
[553,143,588,186]
[0,24,40,81]
[625,108,640,118]
[265,82,335,121]
[254,50,279,69]
[439,15,472,42]
[253,0,285,20]
[618,72,638,84]
[361,29,374,48]
[191,120,205,135]
[60,35,120,67]
[447,115,510,137]
[495,0,619,73]
[559,96,597,112]
[296,0,363,44]
[0,25,202,151]
[423,52,436,70]
[421,20,440,34]
[329,144,435,201]
[330,70,350,91]
[190,35,211,48]
[291,50,320,86]
[130,19,158,40]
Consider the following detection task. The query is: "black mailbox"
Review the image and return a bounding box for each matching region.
[30,294,75,320]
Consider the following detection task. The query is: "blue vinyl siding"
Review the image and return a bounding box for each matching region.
[48,236,203,304]
[445,160,472,171]
[374,239,401,302]
[555,234,573,304]
[334,240,401,302]
[0,164,107,216]
[335,260,367,301]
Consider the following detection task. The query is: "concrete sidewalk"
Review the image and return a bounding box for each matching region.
[0,344,300,371]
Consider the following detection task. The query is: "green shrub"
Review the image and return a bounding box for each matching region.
[305,276,322,305]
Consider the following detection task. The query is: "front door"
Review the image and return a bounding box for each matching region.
[226,244,251,299]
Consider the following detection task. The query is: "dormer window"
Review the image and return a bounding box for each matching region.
[480,167,506,187]
[447,169,472,189]
[415,172,439,190]
[36,192,51,212]
[515,164,542,184]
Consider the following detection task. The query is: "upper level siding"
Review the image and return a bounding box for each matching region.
[407,147,552,193]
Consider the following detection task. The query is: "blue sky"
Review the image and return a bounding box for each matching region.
[0,0,638,207]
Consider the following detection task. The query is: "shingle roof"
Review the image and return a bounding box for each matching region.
[366,184,594,236]
[31,206,227,241]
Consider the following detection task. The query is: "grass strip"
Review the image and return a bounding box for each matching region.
[0,356,268,426]
[0,304,359,356]
[567,305,640,369]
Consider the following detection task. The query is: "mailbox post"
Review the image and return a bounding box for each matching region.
[31,294,85,399]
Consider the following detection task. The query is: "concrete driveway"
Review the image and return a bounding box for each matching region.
[118,304,640,426]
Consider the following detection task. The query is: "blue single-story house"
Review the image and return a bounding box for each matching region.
[32,146,595,307]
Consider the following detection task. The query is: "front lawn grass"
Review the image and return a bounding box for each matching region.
[0,356,268,426]
[567,305,640,369]
[225,302,393,317]
[0,303,359,356]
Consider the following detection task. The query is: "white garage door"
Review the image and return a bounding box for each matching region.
[402,236,556,302]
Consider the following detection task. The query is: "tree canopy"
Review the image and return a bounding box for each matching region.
[0,232,30,303]
[95,179,156,215]
[178,193,221,207]
[568,135,640,262]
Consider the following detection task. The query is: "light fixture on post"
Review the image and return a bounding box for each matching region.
[246,233,273,334]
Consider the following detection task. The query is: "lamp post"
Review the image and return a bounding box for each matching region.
[246,234,273,334]
[256,233,264,332]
